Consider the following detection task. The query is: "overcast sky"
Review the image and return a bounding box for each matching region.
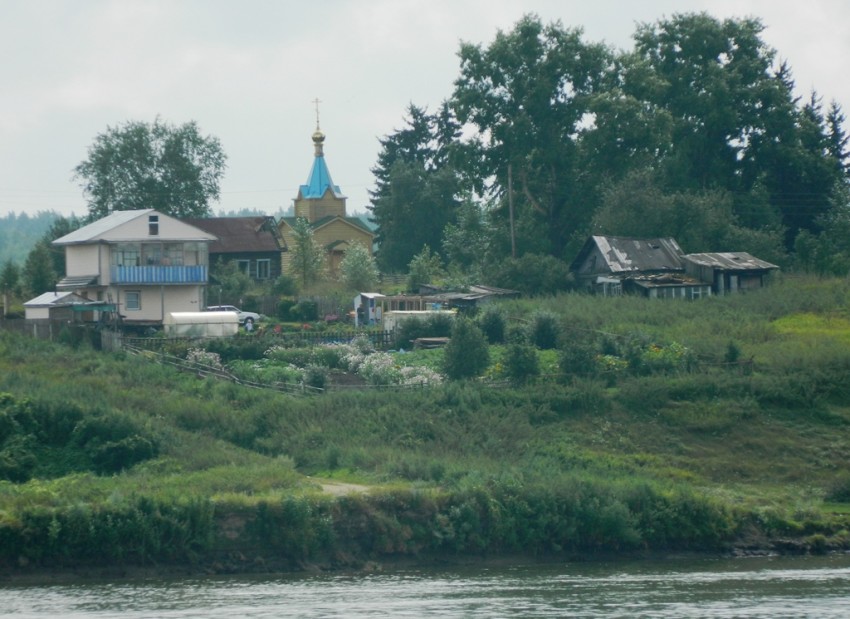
[1,0,848,221]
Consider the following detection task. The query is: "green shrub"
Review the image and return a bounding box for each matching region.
[427,312,455,337]
[558,340,598,379]
[616,376,671,414]
[204,337,268,362]
[478,306,506,344]
[290,300,319,322]
[528,311,561,349]
[443,318,490,380]
[503,343,540,385]
[277,297,297,321]
[303,364,329,390]
[248,497,333,561]
[10,497,214,566]
[70,412,142,447]
[488,253,572,296]
[394,314,454,349]
[0,435,37,482]
[91,435,159,474]
[506,323,529,344]
[227,359,304,385]
[825,473,850,503]
[724,340,742,365]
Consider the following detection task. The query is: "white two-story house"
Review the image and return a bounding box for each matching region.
[52,209,216,326]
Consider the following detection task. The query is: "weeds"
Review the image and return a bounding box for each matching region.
[2,275,850,567]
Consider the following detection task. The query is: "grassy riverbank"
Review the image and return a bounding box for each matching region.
[2,275,850,576]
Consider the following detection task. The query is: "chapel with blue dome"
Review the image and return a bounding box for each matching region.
[278,120,375,277]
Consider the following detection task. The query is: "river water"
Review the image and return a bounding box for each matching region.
[2,554,850,618]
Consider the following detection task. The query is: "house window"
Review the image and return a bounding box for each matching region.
[113,243,141,266]
[162,243,184,266]
[148,215,159,236]
[125,291,141,311]
[143,244,162,265]
[256,259,271,280]
[237,260,251,276]
[183,242,205,266]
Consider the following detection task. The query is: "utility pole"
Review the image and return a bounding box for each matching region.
[508,163,516,259]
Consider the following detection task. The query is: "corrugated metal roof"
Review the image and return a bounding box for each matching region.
[24,291,88,307]
[56,274,99,290]
[54,210,153,244]
[54,209,216,244]
[683,252,779,271]
[590,235,684,273]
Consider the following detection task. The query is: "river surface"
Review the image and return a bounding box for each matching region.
[2,554,850,618]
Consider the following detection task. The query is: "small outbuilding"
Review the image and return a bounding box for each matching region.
[570,235,779,298]
[353,292,385,327]
[682,253,779,294]
[570,235,685,293]
[24,291,90,321]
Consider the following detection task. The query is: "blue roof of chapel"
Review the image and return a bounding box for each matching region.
[300,153,345,200]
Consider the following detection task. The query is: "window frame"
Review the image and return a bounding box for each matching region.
[125,290,141,311]
[256,259,271,280]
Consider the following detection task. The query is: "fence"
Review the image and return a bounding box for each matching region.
[123,344,324,396]
[122,328,396,353]
[0,318,104,348]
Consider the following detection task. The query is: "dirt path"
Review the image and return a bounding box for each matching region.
[312,479,371,496]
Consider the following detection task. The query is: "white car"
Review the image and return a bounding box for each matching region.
[206,305,261,325]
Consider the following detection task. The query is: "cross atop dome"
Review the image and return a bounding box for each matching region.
[313,97,322,131]
[311,97,325,154]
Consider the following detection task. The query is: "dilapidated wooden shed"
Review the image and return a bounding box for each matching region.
[682,253,779,294]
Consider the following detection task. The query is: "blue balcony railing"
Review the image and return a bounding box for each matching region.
[111,265,208,284]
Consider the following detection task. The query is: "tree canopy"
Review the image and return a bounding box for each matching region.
[288,218,326,291]
[369,12,849,282]
[339,242,379,292]
[74,118,227,220]
[368,103,463,273]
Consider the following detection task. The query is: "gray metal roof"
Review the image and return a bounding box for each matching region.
[684,252,779,271]
[24,291,88,307]
[574,235,684,274]
[56,274,99,290]
[53,210,153,244]
[53,209,216,244]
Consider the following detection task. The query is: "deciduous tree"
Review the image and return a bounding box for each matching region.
[339,242,379,292]
[74,118,227,219]
[452,15,612,257]
[406,245,443,293]
[209,258,252,307]
[288,218,325,291]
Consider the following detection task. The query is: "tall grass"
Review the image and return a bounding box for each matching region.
[3,275,850,568]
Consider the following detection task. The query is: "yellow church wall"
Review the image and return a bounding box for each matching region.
[278,219,374,277]
[294,192,346,222]
[313,221,373,253]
